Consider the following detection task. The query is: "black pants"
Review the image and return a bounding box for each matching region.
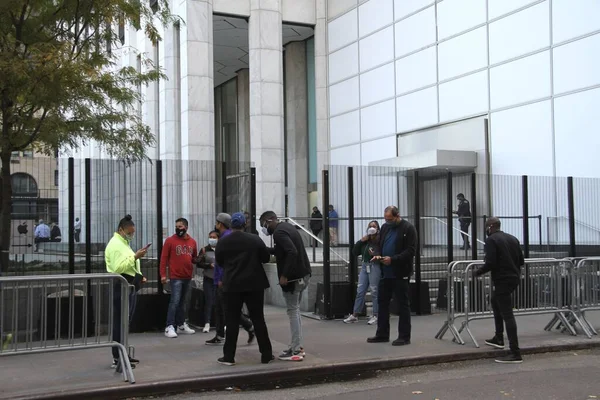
[74,229,81,243]
[491,280,520,355]
[214,286,252,338]
[223,290,272,361]
[376,278,411,341]
[460,222,470,246]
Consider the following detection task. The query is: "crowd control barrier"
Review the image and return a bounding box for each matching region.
[0,274,135,383]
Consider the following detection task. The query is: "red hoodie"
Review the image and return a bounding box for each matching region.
[160,234,198,280]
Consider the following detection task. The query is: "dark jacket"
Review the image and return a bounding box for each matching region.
[378,219,417,278]
[457,199,471,223]
[271,222,312,291]
[310,211,323,233]
[197,244,216,279]
[352,236,380,261]
[476,231,524,284]
[215,231,271,293]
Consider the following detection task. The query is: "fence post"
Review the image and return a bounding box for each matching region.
[156,160,163,293]
[250,167,256,232]
[522,175,530,258]
[85,159,91,274]
[446,171,453,263]
[567,176,576,257]
[413,170,422,315]
[221,161,227,213]
[470,172,478,260]
[322,170,331,319]
[68,157,75,274]
[347,167,356,314]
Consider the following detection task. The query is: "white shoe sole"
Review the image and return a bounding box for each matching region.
[485,341,505,349]
[217,360,235,366]
[495,359,523,364]
[343,319,358,324]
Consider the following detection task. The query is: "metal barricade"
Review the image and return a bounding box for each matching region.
[573,257,600,335]
[436,259,589,347]
[0,274,135,383]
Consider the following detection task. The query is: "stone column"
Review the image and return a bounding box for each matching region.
[249,0,286,217]
[284,41,309,218]
[237,69,250,164]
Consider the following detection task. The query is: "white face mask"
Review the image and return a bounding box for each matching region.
[208,238,218,247]
[367,227,377,235]
[261,227,270,236]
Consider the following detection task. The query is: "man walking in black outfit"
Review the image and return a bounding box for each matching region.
[474,217,524,364]
[215,212,274,365]
[453,193,471,250]
[367,206,416,346]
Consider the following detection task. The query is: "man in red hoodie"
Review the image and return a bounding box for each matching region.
[161,218,198,338]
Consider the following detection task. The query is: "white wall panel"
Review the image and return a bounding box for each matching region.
[553,33,600,95]
[490,51,550,110]
[490,101,553,176]
[328,0,358,21]
[330,111,360,147]
[555,88,600,178]
[359,0,394,38]
[437,0,486,40]
[360,26,394,72]
[553,0,600,44]
[396,87,438,132]
[489,2,549,64]
[361,99,396,141]
[438,27,487,81]
[360,62,395,106]
[329,77,360,115]
[488,0,540,20]
[394,0,434,21]
[328,43,359,84]
[395,47,436,94]
[439,71,488,122]
[361,136,397,165]
[394,6,436,57]
[328,9,358,53]
[331,144,361,165]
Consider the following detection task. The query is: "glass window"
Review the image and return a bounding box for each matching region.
[11,173,38,197]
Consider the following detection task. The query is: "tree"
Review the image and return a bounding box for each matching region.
[0,0,177,271]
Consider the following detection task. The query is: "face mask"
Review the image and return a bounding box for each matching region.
[176,228,186,237]
[123,232,134,242]
[486,227,491,236]
[261,226,270,236]
[367,227,377,235]
[385,220,396,226]
[208,238,218,247]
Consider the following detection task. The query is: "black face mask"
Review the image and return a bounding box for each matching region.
[176,228,187,237]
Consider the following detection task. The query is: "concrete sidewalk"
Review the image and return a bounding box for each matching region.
[2,307,599,400]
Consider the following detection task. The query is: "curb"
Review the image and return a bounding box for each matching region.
[12,341,600,400]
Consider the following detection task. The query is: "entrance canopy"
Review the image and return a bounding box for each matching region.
[368,149,477,177]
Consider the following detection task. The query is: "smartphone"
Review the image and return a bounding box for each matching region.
[143,242,152,250]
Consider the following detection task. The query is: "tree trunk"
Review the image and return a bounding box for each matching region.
[0,151,12,273]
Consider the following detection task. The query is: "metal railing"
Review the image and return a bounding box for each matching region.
[281,217,350,265]
[0,273,135,383]
[572,257,600,335]
[547,216,600,245]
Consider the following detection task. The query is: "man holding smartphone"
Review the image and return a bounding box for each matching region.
[160,218,198,338]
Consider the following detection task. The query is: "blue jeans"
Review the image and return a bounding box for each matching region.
[166,279,191,327]
[352,262,381,315]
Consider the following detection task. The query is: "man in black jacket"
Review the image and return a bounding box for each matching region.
[474,217,524,364]
[453,193,471,250]
[367,206,416,346]
[260,211,312,361]
[215,212,274,366]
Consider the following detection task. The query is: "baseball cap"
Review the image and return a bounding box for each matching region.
[216,213,231,228]
[230,212,246,229]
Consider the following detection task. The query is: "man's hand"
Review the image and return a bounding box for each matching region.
[142,276,148,284]
[135,248,147,259]
[279,276,288,286]
[381,256,392,266]
[210,263,215,269]
[161,277,167,284]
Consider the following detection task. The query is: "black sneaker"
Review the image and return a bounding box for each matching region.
[392,338,411,346]
[111,359,136,369]
[495,353,523,364]
[128,356,140,364]
[485,336,505,349]
[261,354,275,364]
[247,330,255,345]
[367,336,389,343]
[278,349,303,361]
[205,336,224,346]
[217,357,235,366]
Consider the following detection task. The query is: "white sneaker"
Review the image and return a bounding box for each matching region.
[343,314,358,324]
[202,323,210,333]
[165,325,178,338]
[367,315,378,325]
[178,322,196,335]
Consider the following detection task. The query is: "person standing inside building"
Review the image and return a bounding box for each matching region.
[344,221,381,325]
[367,206,416,346]
[310,206,323,247]
[453,193,471,250]
[260,211,312,361]
[215,212,274,366]
[74,217,81,243]
[105,214,146,369]
[206,213,255,346]
[161,218,198,338]
[328,205,338,247]
[474,217,524,364]
[198,230,219,333]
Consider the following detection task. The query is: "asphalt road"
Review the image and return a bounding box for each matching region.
[152,349,600,400]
